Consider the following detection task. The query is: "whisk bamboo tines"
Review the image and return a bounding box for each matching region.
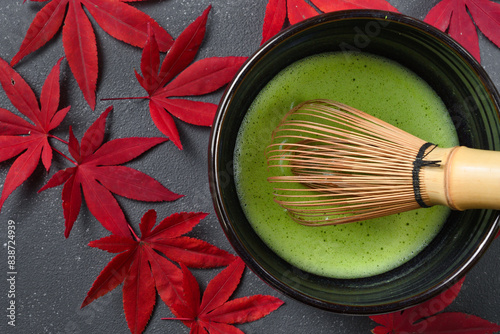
[265,99,500,226]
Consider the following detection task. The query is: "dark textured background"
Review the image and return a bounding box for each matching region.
[0,1,499,333]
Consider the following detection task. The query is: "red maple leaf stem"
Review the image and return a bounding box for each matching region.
[52,146,77,166]
[161,317,194,321]
[101,96,149,101]
[48,134,69,145]
[128,224,140,241]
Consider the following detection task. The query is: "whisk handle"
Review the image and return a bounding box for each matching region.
[438,147,500,211]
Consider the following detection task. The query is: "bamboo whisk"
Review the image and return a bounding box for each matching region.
[265,99,500,226]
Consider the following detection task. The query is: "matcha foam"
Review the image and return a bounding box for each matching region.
[234,52,458,279]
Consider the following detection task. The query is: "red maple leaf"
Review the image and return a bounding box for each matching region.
[164,257,285,334]
[370,276,500,333]
[0,56,70,211]
[425,0,500,62]
[82,209,236,334]
[12,0,174,110]
[38,106,182,238]
[261,0,398,44]
[119,6,247,149]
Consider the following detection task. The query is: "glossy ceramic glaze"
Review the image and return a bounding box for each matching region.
[209,10,500,314]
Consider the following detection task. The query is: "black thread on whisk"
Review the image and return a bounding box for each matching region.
[413,142,441,208]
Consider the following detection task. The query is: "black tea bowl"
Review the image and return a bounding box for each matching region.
[209,10,500,315]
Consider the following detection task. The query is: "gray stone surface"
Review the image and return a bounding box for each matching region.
[0,0,499,333]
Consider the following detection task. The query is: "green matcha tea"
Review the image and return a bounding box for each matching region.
[233,52,459,279]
